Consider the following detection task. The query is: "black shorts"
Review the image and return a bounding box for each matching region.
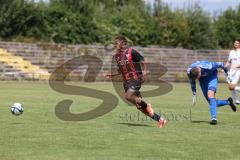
[123,80,142,96]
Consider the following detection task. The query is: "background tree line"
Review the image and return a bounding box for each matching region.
[0,0,240,49]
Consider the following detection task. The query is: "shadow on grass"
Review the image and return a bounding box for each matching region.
[117,122,152,127]
[191,120,230,126]
[191,120,210,124]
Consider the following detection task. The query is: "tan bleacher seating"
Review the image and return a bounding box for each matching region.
[0,48,50,80]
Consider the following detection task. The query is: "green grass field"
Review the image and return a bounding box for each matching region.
[0,82,240,160]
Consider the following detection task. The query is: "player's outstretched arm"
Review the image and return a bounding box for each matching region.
[105,73,121,79]
[214,62,228,76]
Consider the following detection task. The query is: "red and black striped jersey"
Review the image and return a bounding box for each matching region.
[113,47,144,82]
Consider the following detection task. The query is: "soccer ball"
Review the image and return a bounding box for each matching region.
[10,103,24,116]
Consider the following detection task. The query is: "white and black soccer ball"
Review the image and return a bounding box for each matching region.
[10,103,24,116]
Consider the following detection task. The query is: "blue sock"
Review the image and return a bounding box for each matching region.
[217,99,229,107]
[209,98,217,119]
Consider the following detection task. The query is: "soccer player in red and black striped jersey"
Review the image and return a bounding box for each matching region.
[106,36,167,128]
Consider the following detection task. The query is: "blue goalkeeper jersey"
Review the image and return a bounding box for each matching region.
[187,60,226,94]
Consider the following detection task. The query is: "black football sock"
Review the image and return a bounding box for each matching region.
[139,100,147,109]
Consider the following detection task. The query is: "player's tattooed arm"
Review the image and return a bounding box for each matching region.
[106,55,121,79]
[105,69,121,79]
[105,72,121,79]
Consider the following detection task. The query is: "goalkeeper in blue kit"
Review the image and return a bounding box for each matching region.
[187,60,237,125]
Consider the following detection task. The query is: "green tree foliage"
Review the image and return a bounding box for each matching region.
[214,6,240,48]
[153,1,189,47]
[0,0,239,49]
[0,0,46,41]
[45,0,98,43]
[184,5,217,49]
[153,1,217,49]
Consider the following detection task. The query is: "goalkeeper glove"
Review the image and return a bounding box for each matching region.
[192,92,197,106]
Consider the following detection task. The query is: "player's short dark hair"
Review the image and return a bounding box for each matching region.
[188,67,200,80]
[236,38,240,43]
[115,36,127,44]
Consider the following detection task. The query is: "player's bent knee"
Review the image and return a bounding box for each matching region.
[207,90,215,99]
[208,94,215,99]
